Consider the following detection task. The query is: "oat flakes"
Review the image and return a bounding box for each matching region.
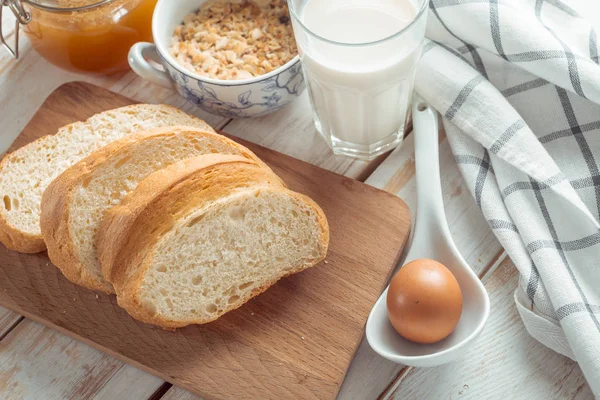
[170,0,297,80]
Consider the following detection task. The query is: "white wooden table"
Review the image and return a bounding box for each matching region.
[0,13,592,400]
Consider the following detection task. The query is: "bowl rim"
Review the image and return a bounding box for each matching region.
[152,0,301,87]
[160,52,301,87]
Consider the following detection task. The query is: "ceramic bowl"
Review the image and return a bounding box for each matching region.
[129,0,305,118]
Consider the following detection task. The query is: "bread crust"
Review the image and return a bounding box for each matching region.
[98,155,328,328]
[0,210,46,253]
[41,126,262,294]
[0,104,216,254]
[0,133,61,253]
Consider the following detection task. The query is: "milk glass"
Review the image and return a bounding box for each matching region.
[288,0,428,160]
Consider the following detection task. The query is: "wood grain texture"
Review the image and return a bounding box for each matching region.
[338,128,504,400]
[0,319,163,400]
[391,258,594,400]
[0,82,411,400]
[161,387,202,400]
[0,307,22,338]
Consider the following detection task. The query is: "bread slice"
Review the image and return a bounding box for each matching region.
[41,126,266,294]
[0,104,214,253]
[97,155,329,328]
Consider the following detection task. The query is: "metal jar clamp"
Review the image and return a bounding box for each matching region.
[0,0,31,59]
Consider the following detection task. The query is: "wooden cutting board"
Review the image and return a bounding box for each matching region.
[0,82,411,400]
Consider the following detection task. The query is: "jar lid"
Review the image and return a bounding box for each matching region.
[23,0,114,11]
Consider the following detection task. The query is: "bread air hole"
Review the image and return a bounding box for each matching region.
[224,286,236,296]
[192,275,203,285]
[239,281,253,290]
[82,176,93,188]
[3,196,11,211]
[114,155,132,169]
[165,298,174,310]
[229,206,245,222]
[142,299,157,316]
[206,303,217,314]
[156,265,167,273]
[228,295,240,304]
[186,215,204,228]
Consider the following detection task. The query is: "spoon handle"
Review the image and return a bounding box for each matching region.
[411,97,449,244]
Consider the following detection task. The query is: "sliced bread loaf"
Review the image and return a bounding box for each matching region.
[97,154,329,328]
[41,126,266,294]
[0,104,214,253]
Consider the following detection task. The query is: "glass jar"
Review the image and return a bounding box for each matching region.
[0,0,157,74]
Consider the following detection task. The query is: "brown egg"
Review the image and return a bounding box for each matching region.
[386,258,463,344]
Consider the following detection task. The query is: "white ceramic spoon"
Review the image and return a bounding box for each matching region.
[366,98,491,367]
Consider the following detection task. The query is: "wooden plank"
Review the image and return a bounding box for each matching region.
[91,365,164,400]
[161,387,202,400]
[337,129,504,400]
[0,307,22,338]
[390,259,593,400]
[0,319,162,399]
[0,82,410,400]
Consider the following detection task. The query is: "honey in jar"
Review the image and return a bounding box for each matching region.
[20,0,157,74]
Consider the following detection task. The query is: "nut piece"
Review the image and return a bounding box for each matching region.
[170,0,297,80]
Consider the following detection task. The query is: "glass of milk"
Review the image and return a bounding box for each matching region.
[288,0,428,160]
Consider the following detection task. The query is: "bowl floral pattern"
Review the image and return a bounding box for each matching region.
[164,58,305,118]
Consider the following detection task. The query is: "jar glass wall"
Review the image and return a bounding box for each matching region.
[19,0,157,74]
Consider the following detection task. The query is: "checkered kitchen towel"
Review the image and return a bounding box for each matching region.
[414,0,600,395]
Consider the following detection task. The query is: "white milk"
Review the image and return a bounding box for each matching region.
[293,0,424,156]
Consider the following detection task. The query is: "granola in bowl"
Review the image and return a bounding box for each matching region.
[170,0,298,81]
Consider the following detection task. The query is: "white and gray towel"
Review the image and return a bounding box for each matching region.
[415,0,600,395]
